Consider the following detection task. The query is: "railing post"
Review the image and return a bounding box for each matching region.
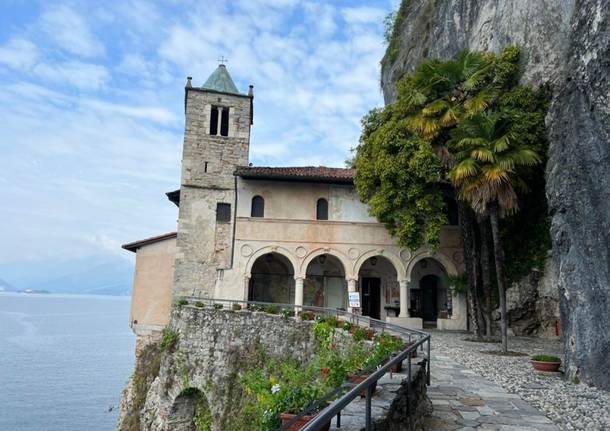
[426,337,431,385]
[365,385,373,430]
[407,354,412,415]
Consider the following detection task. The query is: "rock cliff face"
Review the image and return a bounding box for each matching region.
[381,0,610,390]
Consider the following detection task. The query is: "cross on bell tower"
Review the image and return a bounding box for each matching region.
[217,56,228,65]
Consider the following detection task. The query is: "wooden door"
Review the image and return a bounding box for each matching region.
[361,278,381,320]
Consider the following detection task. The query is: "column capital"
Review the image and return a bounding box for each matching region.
[294,276,305,281]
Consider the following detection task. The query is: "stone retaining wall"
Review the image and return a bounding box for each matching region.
[117,307,432,431]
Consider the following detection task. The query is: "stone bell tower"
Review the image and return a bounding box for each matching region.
[173,63,253,298]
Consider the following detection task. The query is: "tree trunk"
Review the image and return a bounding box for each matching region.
[479,218,493,338]
[457,200,483,338]
[489,202,508,352]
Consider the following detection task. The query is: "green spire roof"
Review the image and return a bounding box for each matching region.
[202,64,241,95]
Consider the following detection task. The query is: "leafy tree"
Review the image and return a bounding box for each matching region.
[354,108,447,250]
[356,47,549,348]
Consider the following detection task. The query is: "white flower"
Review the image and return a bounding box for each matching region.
[271,384,281,394]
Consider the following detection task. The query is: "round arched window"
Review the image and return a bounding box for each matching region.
[251,195,265,217]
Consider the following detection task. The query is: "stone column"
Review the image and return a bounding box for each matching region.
[217,107,223,134]
[295,277,304,312]
[243,276,250,301]
[347,278,357,313]
[399,279,409,317]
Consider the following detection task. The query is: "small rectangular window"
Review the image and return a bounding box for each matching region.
[216,203,231,223]
[210,106,219,135]
[220,107,229,136]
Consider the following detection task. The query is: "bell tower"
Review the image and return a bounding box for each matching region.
[173,63,253,298]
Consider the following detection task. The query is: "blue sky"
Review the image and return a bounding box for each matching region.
[0,0,394,266]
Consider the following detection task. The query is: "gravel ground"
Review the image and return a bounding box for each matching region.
[428,330,610,431]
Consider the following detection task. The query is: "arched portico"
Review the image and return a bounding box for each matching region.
[245,245,299,278]
[405,251,466,330]
[303,253,347,309]
[247,252,296,304]
[298,248,352,279]
[356,254,403,320]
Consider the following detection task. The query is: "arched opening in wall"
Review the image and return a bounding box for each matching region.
[409,258,451,328]
[358,256,399,320]
[443,197,459,226]
[167,388,211,431]
[248,253,295,304]
[304,254,346,309]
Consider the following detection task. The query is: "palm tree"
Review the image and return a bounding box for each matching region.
[448,111,542,352]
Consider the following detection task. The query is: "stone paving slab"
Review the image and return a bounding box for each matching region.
[424,352,559,431]
[324,351,560,430]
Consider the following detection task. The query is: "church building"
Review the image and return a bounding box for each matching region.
[122,64,467,346]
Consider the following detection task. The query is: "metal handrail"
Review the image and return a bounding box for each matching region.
[178,296,431,431]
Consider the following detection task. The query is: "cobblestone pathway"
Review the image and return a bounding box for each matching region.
[424,353,559,431]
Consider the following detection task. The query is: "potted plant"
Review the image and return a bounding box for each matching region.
[530,355,562,372]
[300,311,315,321]
[232,303,242,311]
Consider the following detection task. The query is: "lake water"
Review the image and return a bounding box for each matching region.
[0,293,135,431]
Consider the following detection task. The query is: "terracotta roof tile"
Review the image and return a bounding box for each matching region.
[234,166,355,184]
[122,232,177,252]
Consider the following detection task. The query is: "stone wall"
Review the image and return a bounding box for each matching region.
[117,307,433,431]
[372,362,432,431]
[118,306,319,431]
[380,0,610,389]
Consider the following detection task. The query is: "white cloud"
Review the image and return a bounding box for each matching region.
[81,99,178,124]
[40,5,105,58]
[0,37,39,69]
[0,0,393,265]
[33,61,110,90]
[342,6,388,24]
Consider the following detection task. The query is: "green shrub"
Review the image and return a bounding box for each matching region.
[232,303,242,311]
[352,327,368,343]
[281,309,295,318]
[323,316,337,327]
[341,321,352,331]
[213,303,223,310]
[264,304,280,314]
[240,357,327,430]
[313,321,334,348]
[160,327,179,351]
[177,299,189,306]
[531,354,561,362]
[300,311,315,321]
[195,301,204,308]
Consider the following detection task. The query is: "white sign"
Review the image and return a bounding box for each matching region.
[348,291,361,308]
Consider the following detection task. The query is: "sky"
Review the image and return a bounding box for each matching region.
[0,0,394,267]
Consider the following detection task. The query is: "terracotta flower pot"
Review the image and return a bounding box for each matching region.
[348,374,377,398]
[382,356,403,373]
[280,412,330,431]
[531,360,561,372]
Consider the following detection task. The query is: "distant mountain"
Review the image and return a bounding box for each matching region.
[0,254,134,296]
[0,278,13,291]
